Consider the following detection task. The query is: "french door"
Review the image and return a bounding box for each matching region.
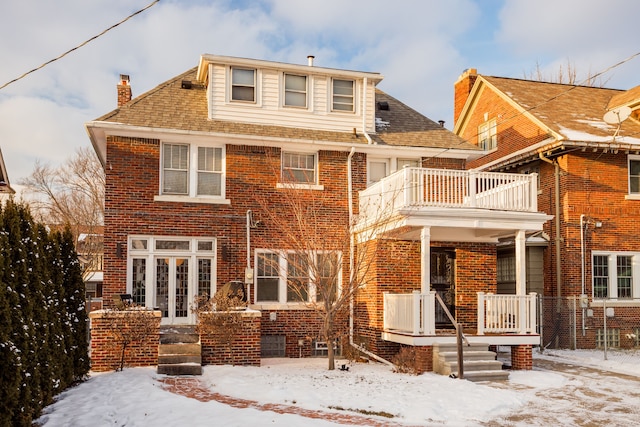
[155,257,190,325]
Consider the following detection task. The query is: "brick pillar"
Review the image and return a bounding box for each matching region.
[414,346,433,373]
[201,309,261,366]
[511,345,533,370]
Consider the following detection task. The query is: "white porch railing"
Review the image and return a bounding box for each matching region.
[359,168,538,220]
[382,291,538,336]
[383,291,436,335]
[477,292,538,335]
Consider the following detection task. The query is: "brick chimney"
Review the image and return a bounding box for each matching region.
[454,68,477,126]
[117,74,132,107]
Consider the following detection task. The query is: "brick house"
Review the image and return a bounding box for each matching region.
[86,55,550,373]
[454,69,640,350]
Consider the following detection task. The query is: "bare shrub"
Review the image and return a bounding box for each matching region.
[391,346,421,375]
[194,293,246,365]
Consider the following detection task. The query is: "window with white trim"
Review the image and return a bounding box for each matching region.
[332,79,354,112]
[592,252,640,299]
[284,74,307,107]
[628,155,640,195]
[281,152,317,184]
[161,143,224,199]
[255,250,341,304]
[478,119,497,150]
[231,67,256,102]
[367,157,420,186]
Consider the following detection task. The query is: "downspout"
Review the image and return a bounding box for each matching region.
[580,214,586,336]
[347,146,393,366]
[362,77,373,144]
[246,210,252,304]
[538,153,562,311]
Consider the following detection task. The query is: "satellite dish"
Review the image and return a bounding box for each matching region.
[603,106,632,125]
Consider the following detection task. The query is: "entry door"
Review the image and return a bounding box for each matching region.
[431,250,456,326]
[155,257,190,324]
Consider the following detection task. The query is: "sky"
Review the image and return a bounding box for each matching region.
[2,0,640,196]
[35,349,640,426]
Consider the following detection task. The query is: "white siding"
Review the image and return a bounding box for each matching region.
[207,65,378,134]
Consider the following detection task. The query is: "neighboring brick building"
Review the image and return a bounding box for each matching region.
[0,147,15,202]
[86,55,550,372]
[454,69,640,349]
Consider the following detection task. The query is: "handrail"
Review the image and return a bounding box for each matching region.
[434,292,469,346]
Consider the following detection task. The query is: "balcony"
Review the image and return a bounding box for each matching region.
[359,168,538,221]
[382,291,539,346]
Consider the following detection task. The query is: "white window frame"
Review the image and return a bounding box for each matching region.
[626,154,640,200]
[283,73,308,108]
[478,119,497,151]
[254,250,341,307]
[277,151,323,190]
[367,157,421,187]
[331,78,355,112]
[230,67,257,103]
[156,141,229,204]
[592,251,640,301]
[126,236,216,323]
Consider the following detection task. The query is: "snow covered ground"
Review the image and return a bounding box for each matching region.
[36,349,640,426]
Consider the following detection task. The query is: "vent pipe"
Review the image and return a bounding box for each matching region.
[307,55,315,66]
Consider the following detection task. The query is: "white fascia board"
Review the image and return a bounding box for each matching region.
[85,121,481,161]
[198,54,384,84]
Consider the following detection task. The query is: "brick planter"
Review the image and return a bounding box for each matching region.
[200,309,261,366]
[89,309,161,372]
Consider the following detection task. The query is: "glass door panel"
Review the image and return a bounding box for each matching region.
[175,258,189,320]
[155,258,169,318]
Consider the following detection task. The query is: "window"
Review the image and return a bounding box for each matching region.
[284,74,307,107]
[592,252,640,299]
[628,155,640,195]
[478,119,497,150]
[160,143,224,200]
[596,328,620,348]
[231,67,256,102]
[255,250,341,304]
[367,158,421,186]
[282,152,317,184]
[332,79,354,112]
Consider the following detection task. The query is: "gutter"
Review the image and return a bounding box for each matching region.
[347,146,394,367]
[538,152,563,310]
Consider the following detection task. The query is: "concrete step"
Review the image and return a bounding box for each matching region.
[452,370,510,382]
[159,326,200,344]
[434,342,490,352]
[157,363,203,376]
[159,343,201,356]
[158,354,202,365]
[438,350,497,362]
[440,360,504,376]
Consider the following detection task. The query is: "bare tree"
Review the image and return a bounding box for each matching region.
[254,167,394,370]
[194,294,246,365]
[20,147,105,279]
[523,59,610,87]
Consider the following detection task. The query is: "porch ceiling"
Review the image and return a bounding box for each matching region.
[380,208,552,243]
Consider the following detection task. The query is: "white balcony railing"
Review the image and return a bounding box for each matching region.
[477,292,538,335]
[383,291,538,336]
[359,168,538,220]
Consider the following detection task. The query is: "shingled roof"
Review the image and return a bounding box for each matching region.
[482,76,640,144]
[95,67,477,151]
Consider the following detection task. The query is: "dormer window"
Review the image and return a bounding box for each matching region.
[478,119,497,150]
[284,74,307,107]
[231,68,256,102]
[332,79,354,112]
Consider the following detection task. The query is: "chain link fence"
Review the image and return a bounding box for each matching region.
[539,296,640,363]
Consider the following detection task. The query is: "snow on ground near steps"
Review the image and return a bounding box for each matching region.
[37,358,531,426]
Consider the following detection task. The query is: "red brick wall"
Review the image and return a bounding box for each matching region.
[89,310,161,372]
[201,311,261,366]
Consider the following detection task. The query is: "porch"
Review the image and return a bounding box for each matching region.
[381,291,540,347]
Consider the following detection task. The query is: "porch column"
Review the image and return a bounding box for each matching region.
[420,227,431,294]
[515,230,526,296]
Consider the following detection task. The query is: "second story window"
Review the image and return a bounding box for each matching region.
[284,74,307,107]
[628,155,640,196]
[478,118,497,150]
[282,152,316,184]
[161,143,224,199]
[231,68,256,102]
[332,79,354,112]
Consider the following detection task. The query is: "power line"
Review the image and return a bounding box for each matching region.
[0,0,160,91]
